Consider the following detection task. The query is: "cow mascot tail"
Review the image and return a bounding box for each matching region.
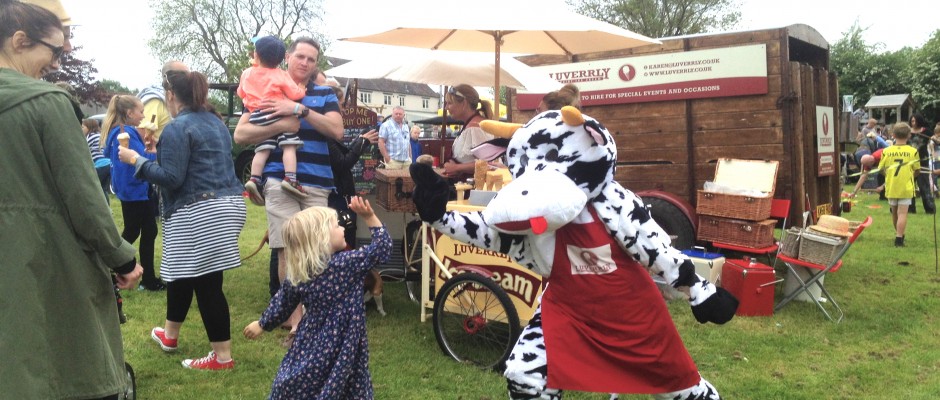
[411,106,737,399]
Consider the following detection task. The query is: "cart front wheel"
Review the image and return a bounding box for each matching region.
[403,219,424,304]
[432,272,521,371]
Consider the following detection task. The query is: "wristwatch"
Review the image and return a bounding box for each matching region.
[299,106,310,118]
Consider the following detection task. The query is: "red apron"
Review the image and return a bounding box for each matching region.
[542,207,700,394]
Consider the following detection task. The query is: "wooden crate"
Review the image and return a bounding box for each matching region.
[696,159,779,221]
[374,168,445,213]
[697,215,775,249]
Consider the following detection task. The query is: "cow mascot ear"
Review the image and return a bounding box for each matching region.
[410,163,450,222]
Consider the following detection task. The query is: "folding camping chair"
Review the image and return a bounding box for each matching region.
[712,198,791,266]
[773,216,872,322]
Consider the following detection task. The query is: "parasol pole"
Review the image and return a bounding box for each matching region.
[494,31,502,122]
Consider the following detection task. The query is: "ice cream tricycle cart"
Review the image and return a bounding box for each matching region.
[374,167,543,370]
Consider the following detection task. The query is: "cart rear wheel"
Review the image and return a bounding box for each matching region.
[432,272,521,371]
[642,196,695,250]
[119,362,136,400]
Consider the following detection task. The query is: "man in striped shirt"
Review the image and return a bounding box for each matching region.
[234,36,344,332]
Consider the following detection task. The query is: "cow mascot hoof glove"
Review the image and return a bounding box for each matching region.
[411,106,736,400]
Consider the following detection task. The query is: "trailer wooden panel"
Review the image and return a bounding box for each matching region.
[513,24,840,226]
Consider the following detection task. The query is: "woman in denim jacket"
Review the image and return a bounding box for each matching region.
[118,70,247,370]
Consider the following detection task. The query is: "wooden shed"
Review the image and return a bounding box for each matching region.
[864,93,916,125]
[512,24,842,223]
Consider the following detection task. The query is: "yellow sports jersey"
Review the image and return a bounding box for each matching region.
[878,144,918,199]
[141,98,172,140]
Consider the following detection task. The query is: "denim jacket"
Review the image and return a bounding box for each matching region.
[134,109,243,219]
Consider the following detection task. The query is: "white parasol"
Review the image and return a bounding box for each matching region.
[327,51,562,93]
[340,1,661,117]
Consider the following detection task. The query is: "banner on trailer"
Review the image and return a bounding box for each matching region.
[518,44,768,108]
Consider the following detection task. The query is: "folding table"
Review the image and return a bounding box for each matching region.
[774,216,872,322]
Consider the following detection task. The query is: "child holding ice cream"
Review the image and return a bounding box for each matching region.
[237,35,307,205]
[102,94,163,290]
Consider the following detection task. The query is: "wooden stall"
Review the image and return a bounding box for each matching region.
[512,24,842,224]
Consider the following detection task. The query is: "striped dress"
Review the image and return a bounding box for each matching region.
[160,196,246,281]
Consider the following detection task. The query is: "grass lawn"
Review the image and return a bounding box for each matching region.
[113,187,940,399]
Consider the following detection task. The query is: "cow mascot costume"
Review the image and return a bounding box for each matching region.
[410,106,738,399]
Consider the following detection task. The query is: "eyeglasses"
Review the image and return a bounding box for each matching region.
[447,86,465,100]
[33,38,64,62]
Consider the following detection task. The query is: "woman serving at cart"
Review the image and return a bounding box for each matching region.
[441,84,496,181]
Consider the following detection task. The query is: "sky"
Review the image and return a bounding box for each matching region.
[63,0,936,92]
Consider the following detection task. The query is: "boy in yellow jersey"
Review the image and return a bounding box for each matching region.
[879,122,918,247]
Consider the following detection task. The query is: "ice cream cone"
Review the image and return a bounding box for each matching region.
[117,132,130,148]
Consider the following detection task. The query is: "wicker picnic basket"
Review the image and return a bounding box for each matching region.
[374,168,418,213]
[779,227,802,258]
[696,159,779,221]
[697,216,775,249]
[798,229,845,266]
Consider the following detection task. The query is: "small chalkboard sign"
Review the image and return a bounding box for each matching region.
[342,106,379,195]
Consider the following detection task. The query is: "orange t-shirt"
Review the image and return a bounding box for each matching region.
[236,66,305,111]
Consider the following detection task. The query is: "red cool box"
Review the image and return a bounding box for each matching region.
[721,258,776,316]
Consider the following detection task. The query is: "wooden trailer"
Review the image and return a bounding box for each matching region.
[511,24,842,247]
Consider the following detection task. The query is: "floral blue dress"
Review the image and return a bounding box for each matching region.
[259,225,391,400]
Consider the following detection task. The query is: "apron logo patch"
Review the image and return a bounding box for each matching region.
[567,244,617,275]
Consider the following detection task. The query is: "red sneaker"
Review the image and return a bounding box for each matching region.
[181,351,234,370]
[151,327,177,352]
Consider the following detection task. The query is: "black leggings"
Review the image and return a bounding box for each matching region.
[166,271,231,342]
[120,200,158,284]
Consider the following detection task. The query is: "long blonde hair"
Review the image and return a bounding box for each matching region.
[282,207,338,285]
[100,94,142,148]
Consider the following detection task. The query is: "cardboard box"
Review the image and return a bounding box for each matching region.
[721,258,776,316]
[653,249,724,302]
[681,248,725,286]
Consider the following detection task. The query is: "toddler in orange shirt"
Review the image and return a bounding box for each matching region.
[237,35,307,205]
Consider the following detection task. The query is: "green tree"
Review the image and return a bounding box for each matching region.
[909,30,940,121]
[568,0,741,38]
[830,22,925,120]
[148,0,328,84]
[43,41,109,105]
[97,79,135,95]
[831,22,885,108]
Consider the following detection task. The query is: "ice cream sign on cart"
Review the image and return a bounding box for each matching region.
[517,44,768,107]
[434,234,544,322]
[815,106,836,176]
